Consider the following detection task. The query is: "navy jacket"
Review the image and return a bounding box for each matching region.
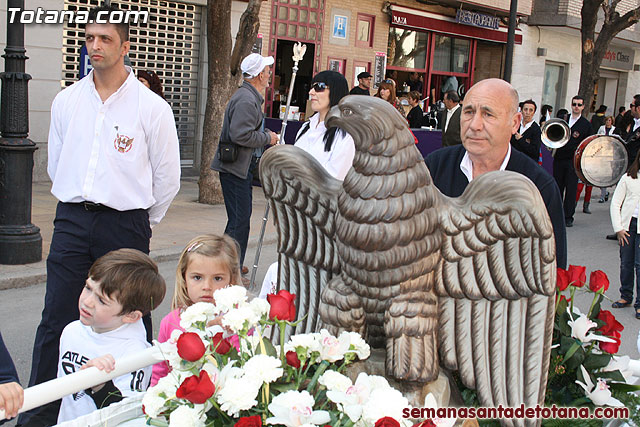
[0,332,17,385]
[554,116,592,161]
[425,145,567,269]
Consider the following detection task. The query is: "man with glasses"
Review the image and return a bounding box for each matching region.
[552,95,593,227]
[211,53,278,271]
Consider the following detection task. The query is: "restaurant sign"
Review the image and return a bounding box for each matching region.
[455,9,499,30]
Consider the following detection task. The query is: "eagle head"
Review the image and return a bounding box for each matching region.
[325,95,414,155]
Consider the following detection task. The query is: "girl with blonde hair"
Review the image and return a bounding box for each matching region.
[150,234,242,385]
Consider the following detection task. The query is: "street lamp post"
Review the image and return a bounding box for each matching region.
[503,0,518,82]
[0,0,42,264]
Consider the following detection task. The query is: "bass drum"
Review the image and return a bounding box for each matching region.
[574,134,628,187]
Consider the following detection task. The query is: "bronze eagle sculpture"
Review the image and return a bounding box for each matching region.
[259,96,556,423]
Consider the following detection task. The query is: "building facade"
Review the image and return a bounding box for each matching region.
[2,0,640,181]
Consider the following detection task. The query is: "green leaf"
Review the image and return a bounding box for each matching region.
[596,370,625,382]
[610,382,640,392]
[562,341,582,364]
[582,353,611,370]
[255,336,278,357]
[270,382,298,393]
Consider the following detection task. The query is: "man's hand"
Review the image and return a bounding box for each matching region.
[0,382,24,420]
[514,132,522,140]
[268,130,279,146]
[617,230,630,246]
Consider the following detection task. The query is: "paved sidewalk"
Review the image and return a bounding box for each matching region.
[0,178,278,290]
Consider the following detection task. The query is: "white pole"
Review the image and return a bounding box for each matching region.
[0,343,169,419]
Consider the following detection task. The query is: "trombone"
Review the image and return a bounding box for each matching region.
[540,118,570,149]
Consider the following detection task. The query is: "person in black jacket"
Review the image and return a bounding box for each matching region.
[510,99,542,162]
[425,78,567,268]
[406,91,424,128]
[553,95,593,227]
[624,95,640,167]
[0,332,23,423]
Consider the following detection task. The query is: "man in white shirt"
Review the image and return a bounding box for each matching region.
[438,91,461,147]
[510,99,542,162]
[21,6,180,421]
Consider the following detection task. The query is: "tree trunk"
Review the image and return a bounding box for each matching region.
[579,1,640,115]
[198,0,263,204]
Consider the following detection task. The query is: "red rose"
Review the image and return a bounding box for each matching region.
[597,310,624,336]
[375,417,401,427]
[599,330,621,354]
[267,290,296,321]
[589,270,610,293]
[235,415,262,427]
[568,265,586,287]
[176,370,215,404]
[414,421,436,427]
[211,332,232,354]
[286,351,301,368]
[177,332,206,362]
[556,268,570,291]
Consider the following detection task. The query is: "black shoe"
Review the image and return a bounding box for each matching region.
[605,191,610,201]
[606,233,617,240]
[583,202,591,214]
[566,218,574,227]
[598,198,605,203]
[612,299,632,308]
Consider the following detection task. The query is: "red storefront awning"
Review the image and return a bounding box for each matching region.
[390,5,522,45]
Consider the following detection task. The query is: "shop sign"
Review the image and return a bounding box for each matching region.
[252,33,263,54]
[455,9,499,30]
[373,52,386,89]
[602,46,634,71]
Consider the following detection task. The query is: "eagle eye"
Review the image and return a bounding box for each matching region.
[342,107,353,117]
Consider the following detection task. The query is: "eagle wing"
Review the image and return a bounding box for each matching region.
[259,144,342,335]
[436,170,556,420]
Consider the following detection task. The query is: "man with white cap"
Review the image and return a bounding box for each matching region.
[211,53,278,270]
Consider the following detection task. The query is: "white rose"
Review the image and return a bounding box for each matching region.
[180,302,216,330]
[285,333,321,357]
[222,305,260,333]
[214,286,248,313]
[249,297,271,319]
[168,405,206,427]
[361,388,410,426]
[142,390,168,418]
[319,370,352,393]
[340,331,371,360]
[217,376,261,417]
[243,354,283,384]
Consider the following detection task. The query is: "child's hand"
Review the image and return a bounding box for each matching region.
[0,381,24,420]
[206,315,224,328]
[81,354,116,373]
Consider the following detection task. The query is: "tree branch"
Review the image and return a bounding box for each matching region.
[229,0,263,77]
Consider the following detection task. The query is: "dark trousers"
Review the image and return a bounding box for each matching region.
[553,158,579,221]
[620,218,640,308]
[19,202,151,425]
[219,159,256,266]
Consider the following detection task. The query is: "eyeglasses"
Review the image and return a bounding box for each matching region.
[384,79,394,84]
[311,82,328,92]
[572,102,583,107]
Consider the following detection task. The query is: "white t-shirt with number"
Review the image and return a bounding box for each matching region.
[57,320,151,423]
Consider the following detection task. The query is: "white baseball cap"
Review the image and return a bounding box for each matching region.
[241,53,275,78]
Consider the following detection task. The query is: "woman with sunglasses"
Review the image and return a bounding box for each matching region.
[375,80,406,119]
[294,70,355,181]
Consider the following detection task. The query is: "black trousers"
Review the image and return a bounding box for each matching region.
[553,158,579,221]
[18,202,151,426]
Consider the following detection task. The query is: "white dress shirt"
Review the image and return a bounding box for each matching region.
[47,67,181,225]
[633,118,640,132]
[568,114,580,129]
[444,104,460,132]
[519,119,534,134]
[294,113,355,180]
[460,145,512,183]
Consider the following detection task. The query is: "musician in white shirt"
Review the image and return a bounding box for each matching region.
[20,7,180,422]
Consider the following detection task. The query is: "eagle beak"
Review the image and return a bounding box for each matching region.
[325,105,341,129]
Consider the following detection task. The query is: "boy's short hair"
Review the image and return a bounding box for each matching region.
[87,4,129,43]
[408,91,421,102]
[89,248,165,315]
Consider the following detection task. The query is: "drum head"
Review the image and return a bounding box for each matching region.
[577,135,628,187]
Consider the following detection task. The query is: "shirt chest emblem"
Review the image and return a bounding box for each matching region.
[572,131,580,139]
[114,133,134,153]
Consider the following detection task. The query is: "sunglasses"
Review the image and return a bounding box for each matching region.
[572,102,583,107]
[311,82,328,92]
[384,79,394,84]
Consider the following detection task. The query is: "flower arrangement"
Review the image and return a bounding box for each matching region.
[142,287,445,427]
[547,265,640,421]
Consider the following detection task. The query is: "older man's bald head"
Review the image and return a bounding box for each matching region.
[465,78,520,115]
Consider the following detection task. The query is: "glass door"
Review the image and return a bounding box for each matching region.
[541,62,566,116]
